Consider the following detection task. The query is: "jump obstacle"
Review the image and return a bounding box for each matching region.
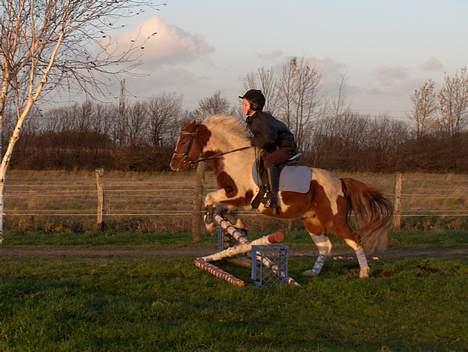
[194,211,299,287]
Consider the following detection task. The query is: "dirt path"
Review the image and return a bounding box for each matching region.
[0,246,467,259]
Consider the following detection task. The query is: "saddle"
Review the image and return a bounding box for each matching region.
[251,152,311,209]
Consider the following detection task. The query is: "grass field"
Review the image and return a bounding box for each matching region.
[3,228,468,250]
[0,256,466,351]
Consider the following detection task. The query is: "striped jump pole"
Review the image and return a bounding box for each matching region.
[194,211,300,287]
[193,258,245,287]
[201,231,284,262]
[213,214,249,244]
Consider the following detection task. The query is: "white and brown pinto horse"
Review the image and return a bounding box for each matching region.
[170,115,393,278]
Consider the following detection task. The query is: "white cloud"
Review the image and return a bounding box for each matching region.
[257,50,284,61]
[150,66,203,87]
[373,66,409,86]
[419,57,444,72]
[123,65,205,99]
[115,17,215,67]
[307,56,346,76]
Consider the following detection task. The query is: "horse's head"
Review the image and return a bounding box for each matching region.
[169,120,211,171]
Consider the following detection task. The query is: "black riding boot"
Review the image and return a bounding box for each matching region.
[265,166,281,210]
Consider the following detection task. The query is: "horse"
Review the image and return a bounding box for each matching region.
[170,115,393,278]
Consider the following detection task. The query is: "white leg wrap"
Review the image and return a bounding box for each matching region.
[304,234,332,277]
[355,246,369,278]
[345,239,369,278]
[311,254,328,275]
[355,247,368,269]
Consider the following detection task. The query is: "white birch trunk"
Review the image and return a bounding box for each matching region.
[0,31,63,244]
[0,68,10,242]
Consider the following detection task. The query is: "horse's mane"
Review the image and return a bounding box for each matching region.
[202,114,250,146]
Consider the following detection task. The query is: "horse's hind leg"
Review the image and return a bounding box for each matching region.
[302,217,332,277]
[331,223,369,278]
[345,237,369,278]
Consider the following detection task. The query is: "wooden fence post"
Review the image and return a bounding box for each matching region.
[392,172,403,231]
[96,168,104,230]
[192,162,206,243]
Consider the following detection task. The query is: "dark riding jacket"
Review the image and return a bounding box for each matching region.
[245,111,297,154]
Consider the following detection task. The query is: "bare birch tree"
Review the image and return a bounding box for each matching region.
[409,80,438,139]
[277,57,321,150]
[243,66,278,114]
[127,101,147,146]
[438,67,468,136]
[329,73,350,118]
[0,0,162,241]
[147,93,182,148]
[192,90,232,118]
[277,59,296,128]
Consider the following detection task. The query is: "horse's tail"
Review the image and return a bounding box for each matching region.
[341,178,393,254]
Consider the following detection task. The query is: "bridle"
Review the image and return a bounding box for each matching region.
[172,124,253,168]
[172,130,198,168]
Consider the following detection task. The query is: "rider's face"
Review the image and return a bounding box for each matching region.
[242,99,251,116]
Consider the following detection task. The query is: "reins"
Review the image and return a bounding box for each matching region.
[172,122,254,167]
[189,146,253,166]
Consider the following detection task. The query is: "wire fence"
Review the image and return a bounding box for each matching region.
[3,170,468,232]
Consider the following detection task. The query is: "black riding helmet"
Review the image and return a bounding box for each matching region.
[239,89,265,111]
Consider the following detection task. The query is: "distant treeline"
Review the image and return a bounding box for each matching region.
[5,96,468,173]
[4,61,468,172]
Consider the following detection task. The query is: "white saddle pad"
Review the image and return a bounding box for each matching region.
[253,165,312,194]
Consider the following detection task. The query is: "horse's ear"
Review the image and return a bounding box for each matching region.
[197,124,211,148]
[181,120,194,131]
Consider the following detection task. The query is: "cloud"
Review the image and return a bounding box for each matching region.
[306,56,346,76]
[150,66,204,87]
[123,65,205,98]
[257,50,284,61]
[373,65,409,86]
[419,57,444,72]
[303,57,347,95]
[271,56,346,90]
[115,17,215,67]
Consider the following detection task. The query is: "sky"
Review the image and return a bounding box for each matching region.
[59,0,468,120]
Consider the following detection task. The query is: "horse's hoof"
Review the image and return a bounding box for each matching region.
[203,206,215,224]
[205,222,216,234]
[359,268,369,278]
[302,269,320,277]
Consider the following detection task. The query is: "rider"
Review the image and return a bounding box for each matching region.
[239,89,298,210]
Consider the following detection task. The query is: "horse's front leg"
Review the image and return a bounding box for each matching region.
[204,189,231,209]
[203,189,247,233]
[203,189,231,233]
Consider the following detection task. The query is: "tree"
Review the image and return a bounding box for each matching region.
[127,101,147,146]
[0,0,162,241]
[243,66,278,114]
[409,80,438,139]
[147,93,182,148]
[438,67,468,136]
[277,57,321,149]
[277,58,296,128]
[328,73,351,118]
[192,91,233,118]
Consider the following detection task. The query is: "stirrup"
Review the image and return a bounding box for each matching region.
[287,152,302,162]
[262,192,278,209]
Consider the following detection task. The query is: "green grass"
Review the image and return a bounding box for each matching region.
[389,229,468,248]
[0,256,466,351]
[3,228,468,250]
[2,230,213,248]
